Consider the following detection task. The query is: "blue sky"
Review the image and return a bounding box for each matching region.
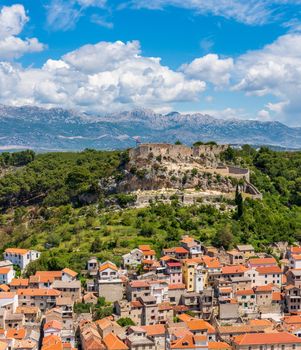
[0,0,301,125]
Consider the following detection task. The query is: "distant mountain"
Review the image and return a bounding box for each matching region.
[0,105,300,151]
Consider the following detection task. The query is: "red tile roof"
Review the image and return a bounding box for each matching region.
[233,332,301,345]
[256,266,281,274]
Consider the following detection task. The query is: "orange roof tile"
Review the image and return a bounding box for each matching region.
[255,285,273,292]
[208,342,231,350]
[130,280,149,288]
[222,265,247,274]
[248,319,273,327]
[202,255,221,269]
[233,332,301,345]
[283,315,301,324]
[5,248,28,255]
[141,324,165,336]
[138,245,151,251]
[6,328,26,340]
[0,284,10,292]
[272,291,282,301]
[99,262,118,272]
[248,257,277,266]
[236,289,254,296]
[17,288,60,296]
[171,333,195,349]
[256,266,281,274]
[168,283,186,290]
[44,320,62,331]
[186,319,215,334]
[62,268,78,277]
[291,247,301,254]
[0,268,11,274]
[103,333,128,350]
[10,278,29,287]
[0,292,16,299]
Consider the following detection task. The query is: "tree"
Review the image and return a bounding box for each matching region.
[175,140,182,145]
[117,318,135,327]
[214,224,234,250]
[235,185,244,218]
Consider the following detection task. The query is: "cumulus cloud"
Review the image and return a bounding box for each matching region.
[233,33,301,124]
[0,4,44,60]
[0,40,206,113]
[180,54,233,86]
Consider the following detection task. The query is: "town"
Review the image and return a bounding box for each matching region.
[0,237,301,350]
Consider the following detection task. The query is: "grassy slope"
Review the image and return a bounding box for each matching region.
[0,146,300,273]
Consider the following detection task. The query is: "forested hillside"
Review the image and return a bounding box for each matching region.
[0,146,300,274]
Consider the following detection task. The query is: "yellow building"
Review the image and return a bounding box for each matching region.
[182,258,207,292]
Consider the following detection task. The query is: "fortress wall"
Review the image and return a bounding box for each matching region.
[129,143,193,160]
[227,166,250,182]
[192,144,228,157]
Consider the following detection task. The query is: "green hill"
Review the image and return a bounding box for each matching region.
[0,145,300,274]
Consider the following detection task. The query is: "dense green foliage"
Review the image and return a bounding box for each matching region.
[0,146,300,273]
[0,149,121,208]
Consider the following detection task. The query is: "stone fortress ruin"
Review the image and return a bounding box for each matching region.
[118,143,262,208]
[129,143,250,182]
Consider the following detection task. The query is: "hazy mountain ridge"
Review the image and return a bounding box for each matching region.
[0,105,300,151]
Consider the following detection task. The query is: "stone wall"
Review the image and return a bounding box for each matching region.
[129,143,193,161]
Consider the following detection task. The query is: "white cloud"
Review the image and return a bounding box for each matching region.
[233,33,301,124]
[180,54,233,86]
[130,0,279,25]
[0,40,206,113]
[46,0,108,31]
[0,4,44,60]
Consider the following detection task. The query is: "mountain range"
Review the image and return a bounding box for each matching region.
[0,105,300,151]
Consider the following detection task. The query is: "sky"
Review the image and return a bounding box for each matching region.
[0,1,301,126]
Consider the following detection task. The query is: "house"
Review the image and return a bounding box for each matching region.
[170,333,208,350]
[235,289,256,315]
[180,236,203,258]
[103,332,128,350]
[98,262,124,302]
[165,261,182,285]
[79,320,104,350]
[139,296,158,326]
[182,258,206,293]
[163,247,189,261]
[0,292,18,313]
[247,257,277,268]
[286,269,301,288]
[285,285,301,313]
[289,255,301,270]
[148,280,169,304]
[221,265,247,280]
[232,332,301,350]
[122,249,144,268]
[52,280,81,302]
[29,271,62,288]
[141,324,165,350]
[3,249,40,270]
[61,268,78,282]
[17,288,60,312]
[0,267,15,285]
[139,246,156,261]
[247,266,282,287]
[168,284,186,305]
[9,278,29,291]
[236,245,255,257]
[95,316,123,338]
[125,326,155,350]
[126,280,151,301]
[43,320,62,337]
